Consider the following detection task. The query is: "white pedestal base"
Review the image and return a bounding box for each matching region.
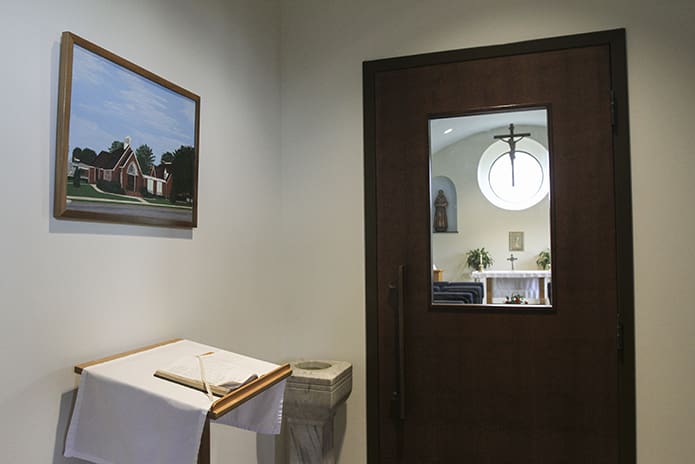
[282,360,352,464]
[288,419,334,464]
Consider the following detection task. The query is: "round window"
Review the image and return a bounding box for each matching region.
[477,137,549,210]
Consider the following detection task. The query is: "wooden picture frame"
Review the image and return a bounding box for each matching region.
[54,32,200,228]
[509,231,524,251]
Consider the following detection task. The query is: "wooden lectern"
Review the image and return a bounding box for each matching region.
[73,338,292,464]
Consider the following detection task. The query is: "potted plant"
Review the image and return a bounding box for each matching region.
[536,249,551,270]
[465,248,493,271]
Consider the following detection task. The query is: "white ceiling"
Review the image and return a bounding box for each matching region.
[429,108,547,154]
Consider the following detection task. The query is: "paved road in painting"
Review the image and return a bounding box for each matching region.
[67,201,193,223]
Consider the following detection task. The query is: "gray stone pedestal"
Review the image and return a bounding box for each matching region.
[283,360,352,464]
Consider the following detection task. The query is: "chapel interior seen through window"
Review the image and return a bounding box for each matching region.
[429,108,552,308]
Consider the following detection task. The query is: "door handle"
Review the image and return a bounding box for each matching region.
[389,265,406,421]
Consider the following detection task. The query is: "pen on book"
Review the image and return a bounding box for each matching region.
[196,352,215,401]
[199,351,214,356]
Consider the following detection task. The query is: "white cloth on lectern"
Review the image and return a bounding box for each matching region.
[64,340,285,464]
[214,379,286,434]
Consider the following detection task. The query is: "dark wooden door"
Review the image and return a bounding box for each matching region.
[364,30,634,463]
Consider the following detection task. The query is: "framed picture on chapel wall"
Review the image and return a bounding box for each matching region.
[509,231,524,251]
[54,32,200,228]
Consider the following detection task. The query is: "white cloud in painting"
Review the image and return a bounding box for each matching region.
[72,45,108,86]
[69,44,197,163]
[70,114,120,154]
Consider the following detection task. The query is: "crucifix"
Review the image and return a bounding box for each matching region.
[493,123,531,187]
[507,253,518,270]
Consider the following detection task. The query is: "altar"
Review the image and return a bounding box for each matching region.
[471,270,551,304]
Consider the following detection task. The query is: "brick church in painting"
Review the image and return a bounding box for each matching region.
[72,137,172,198]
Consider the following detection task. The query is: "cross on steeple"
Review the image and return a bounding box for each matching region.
[507,253,518,270]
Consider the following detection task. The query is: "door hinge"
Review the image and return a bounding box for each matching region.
[610,89,616,128]
[617,314,624,351]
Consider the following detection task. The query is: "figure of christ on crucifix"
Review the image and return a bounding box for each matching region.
[507,253,518,270]
[493,123,531,187]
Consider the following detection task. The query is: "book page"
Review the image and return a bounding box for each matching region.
[158,351,268,389]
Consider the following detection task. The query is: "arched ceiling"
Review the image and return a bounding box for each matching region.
[429,108,547,154]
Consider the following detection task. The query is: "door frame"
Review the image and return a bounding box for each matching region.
[363,29,635,463]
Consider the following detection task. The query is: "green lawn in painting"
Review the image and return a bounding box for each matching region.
[67,178,192,209]
[66,181,137,202]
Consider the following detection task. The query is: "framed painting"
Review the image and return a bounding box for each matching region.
[509,231,524,251]
[54,32,200,228]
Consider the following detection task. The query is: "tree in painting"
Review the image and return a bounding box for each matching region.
[135,144,155,174]
[72,147,97,164]
[169,145,195,203]
[81,148,97,165]
[109,140,124,152]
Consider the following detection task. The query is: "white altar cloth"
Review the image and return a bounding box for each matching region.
[471,270,551,303]
[472,270,552,279]
[65,339,286,464]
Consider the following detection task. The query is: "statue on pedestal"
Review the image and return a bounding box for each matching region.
[433,190,448,232]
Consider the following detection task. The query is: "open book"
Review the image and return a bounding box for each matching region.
[155,351,260,397]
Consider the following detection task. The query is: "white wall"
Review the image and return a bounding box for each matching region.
[280,0,695,463]
[2,1,694,463]
[0,0,282,462]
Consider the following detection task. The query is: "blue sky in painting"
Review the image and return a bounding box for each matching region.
[69,44,196,164]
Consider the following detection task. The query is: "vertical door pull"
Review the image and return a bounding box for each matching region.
[389,265,406,421]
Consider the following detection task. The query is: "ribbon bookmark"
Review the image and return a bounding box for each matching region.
[196,352,215,401]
